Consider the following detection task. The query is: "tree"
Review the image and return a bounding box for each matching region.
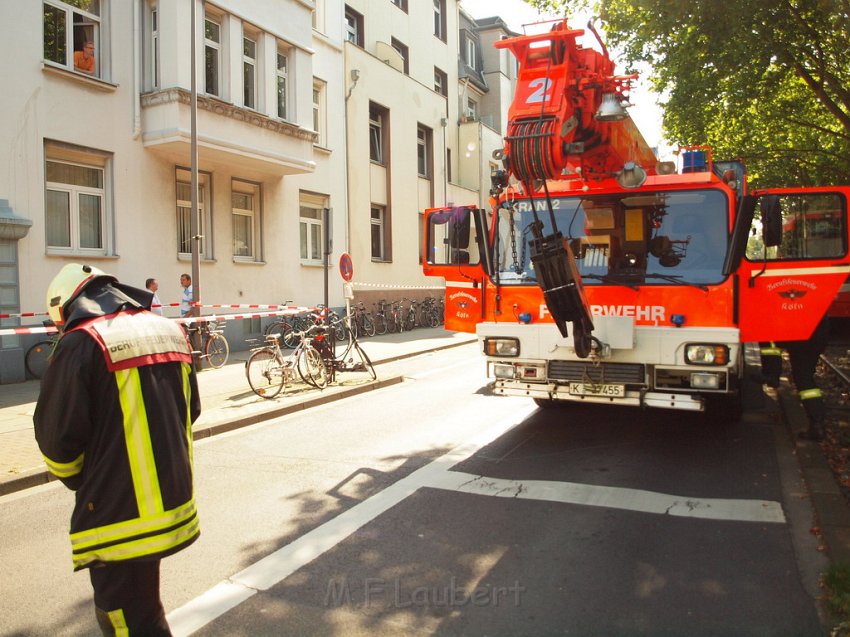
[525,0,850,187]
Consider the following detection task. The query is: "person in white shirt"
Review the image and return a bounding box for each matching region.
[146,278,163,315]
[179,273,193,317]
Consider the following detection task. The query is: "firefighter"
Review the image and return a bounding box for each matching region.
[34,264,201,636]
[760,318,830,441]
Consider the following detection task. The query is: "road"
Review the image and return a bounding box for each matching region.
[0,344,829,636]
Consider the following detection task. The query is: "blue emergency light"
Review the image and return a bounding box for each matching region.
[682,150,707,173]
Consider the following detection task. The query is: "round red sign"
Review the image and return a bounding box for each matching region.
[339,252,354,282]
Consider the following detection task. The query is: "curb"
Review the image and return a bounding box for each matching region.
[776,383,850,564]
[0,335,477,498]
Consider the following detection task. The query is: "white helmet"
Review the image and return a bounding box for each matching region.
[46,263,116,326]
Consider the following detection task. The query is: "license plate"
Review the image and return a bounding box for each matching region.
[568,382,625,397]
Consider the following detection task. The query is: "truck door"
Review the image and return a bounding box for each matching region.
[422,206,488,333]
[727,188,850,341]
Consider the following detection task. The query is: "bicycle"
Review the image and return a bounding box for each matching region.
[372,300,389,336]
[245,326,328,399]
[402,297,419,331]
[186,319,230,369]
[25,324,59,379]
[311,322,376,383]
[349,302,376,339]
[419,296,441,328]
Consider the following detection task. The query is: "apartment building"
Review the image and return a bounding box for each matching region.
[0,0,515,382]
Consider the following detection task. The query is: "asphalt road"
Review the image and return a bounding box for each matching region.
[0,345,829,636]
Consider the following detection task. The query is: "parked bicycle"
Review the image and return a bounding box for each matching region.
[25,322,59,379]
[348,301,376,338]
[311,321,376,383]
[245,326,328,399]
[372,299,390,336]
[419,296,442,328]
[402,297,419,331]
[186,319,230,369]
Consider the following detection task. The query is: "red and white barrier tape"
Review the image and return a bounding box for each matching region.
[351,282,445,290]
[1,306,318,336]
[0,311,50,319]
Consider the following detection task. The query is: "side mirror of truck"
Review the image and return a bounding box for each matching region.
[761,195,782,247]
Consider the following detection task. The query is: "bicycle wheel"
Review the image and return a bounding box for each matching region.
[297,345,328,389]
[387,312,398,333]
[333,323,353,358]
[205,333,229,369]
[403,309,416,332]
[362,313,376,337]
[264,320,285,336]
[373,313,387,335]
[25,340,55,379]
[352,341,377,380]
[246,348,284,399]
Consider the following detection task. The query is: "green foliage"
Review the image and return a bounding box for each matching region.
[524,0,850,187]
[824,563,850,620]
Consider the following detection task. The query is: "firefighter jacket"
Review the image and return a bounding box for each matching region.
[34,306,201,571]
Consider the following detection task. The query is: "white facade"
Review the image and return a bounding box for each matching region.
[0,0,515,382]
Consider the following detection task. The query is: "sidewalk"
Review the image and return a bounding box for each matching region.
[0,327,477,496]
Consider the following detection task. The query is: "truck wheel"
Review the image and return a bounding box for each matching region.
[534,397,561,408]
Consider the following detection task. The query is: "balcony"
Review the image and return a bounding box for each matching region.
[140,88,317,177]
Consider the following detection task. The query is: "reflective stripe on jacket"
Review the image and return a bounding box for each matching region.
[34,310,201,570]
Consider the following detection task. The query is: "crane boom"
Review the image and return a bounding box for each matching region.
[494,19,657,183]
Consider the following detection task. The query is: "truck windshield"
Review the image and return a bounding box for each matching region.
[494,189,729,286]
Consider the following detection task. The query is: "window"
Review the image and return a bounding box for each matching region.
[464,97,478,121]
[44,143,111,255]
[434,67,447,97]
[746,193,847,261]
[371,206,386,260]
[433,0,446,41]
[465,34,479,70]
[390,38,409,75]
[391,0,408,11]
[345,6,363,47]
[313,78,327,145]
[148,2,158,88]
[276,45,289,119]
[312,0,324,32]
[204,16,221,96]
[43,0,102,77]
[232,180,261,260]
[300,193,327,264]
[243,34,257,109]
[369,103,388,164]
[176,169,212,259]
[417,125,432,178]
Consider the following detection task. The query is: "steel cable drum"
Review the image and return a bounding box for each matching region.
[507,117,562,182]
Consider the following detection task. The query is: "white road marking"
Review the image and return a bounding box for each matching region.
[168,402,536,636]
[168,399,787,636]
[430,471,786,524]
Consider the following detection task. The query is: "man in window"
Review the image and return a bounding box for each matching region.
[75,40,95,75]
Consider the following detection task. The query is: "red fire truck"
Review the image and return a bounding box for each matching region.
[422,19,850,414]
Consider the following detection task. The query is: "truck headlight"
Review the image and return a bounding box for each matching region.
[685,344,729,365]
[493,363,516,379]
[484,337,520,357]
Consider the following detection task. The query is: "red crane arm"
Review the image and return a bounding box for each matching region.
[495,19,657,183]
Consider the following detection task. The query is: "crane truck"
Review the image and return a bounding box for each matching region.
[422,18,850,415]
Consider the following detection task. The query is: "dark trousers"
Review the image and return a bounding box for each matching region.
[785,319,830,428]
[90,560,172,636]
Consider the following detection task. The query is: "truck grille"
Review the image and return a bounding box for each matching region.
[548,361,646,385]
